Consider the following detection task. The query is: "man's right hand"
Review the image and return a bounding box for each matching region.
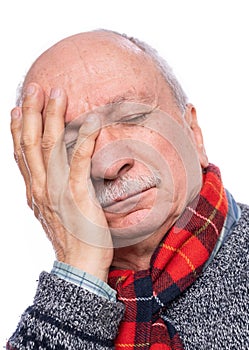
[11,83,113,282]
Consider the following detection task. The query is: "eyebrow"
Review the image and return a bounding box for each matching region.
[109,90,156,105]
[64,93,155,127]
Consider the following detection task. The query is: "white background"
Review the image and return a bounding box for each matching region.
[1,0,248,346]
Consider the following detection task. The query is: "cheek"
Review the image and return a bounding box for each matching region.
[136,127,201,209]
[132,128,182,171]
[114,126,186,189]
[153,136,186,175]
[151,138,188,202]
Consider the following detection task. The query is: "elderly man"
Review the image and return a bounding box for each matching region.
[7,30,248,349]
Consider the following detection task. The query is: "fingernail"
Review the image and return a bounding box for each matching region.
[50,87,61,99]
[85,114,100,126]
[25,83,36,96]
[79,114,101,135]
[86,114,101,131]
[11,108,21,120]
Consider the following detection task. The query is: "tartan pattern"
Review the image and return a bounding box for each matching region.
[108,164,228,349]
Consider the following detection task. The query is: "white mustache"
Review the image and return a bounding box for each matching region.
[94,173,161,207]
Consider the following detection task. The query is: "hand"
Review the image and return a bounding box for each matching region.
[11,83,113,282]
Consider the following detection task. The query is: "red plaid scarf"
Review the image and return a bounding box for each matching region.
[108,164,228,349]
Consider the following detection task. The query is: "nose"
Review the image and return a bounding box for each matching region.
[91,126,134,180]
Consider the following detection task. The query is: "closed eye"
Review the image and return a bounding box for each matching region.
[121,113,150,125]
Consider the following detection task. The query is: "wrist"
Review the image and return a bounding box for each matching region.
[65,259,109,282]
[52,261,117,301]
[63,250,112,283]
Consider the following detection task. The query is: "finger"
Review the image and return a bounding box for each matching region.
[70,114,101,192]
[45,89,70,208]
[42,88,67,167]
[11,107,32,205]
[56,114,111,248]
[21,83,46,204]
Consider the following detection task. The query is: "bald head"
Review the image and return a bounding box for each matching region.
[22,30,184,122]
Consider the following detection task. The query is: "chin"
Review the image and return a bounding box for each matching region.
[108,207,171,248]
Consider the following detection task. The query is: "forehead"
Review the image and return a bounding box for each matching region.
[24,32,175,122]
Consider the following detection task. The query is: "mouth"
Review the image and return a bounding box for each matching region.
[94,172,161,210]
[102,187,156,214]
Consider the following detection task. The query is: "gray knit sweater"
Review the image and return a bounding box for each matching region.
[7,204,249,349]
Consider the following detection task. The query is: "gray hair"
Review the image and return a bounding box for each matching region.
[117,32,188,112]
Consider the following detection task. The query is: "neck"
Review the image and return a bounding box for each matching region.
[112,225,167,271]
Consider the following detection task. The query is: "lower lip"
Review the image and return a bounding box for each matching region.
[103,187,156,215]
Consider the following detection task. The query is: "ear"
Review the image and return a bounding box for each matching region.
[184,104,209,168]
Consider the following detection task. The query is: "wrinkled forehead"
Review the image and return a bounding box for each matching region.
[23,32,166,122]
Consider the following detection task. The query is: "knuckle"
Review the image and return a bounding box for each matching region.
[20,143,31,155]
[10,122,20,136]
[21,105,36,115]
[20,133,36,149]
[41,137,55,151]
[45,102,57,118]
[13,147,22,163]
[73,142,89,158]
